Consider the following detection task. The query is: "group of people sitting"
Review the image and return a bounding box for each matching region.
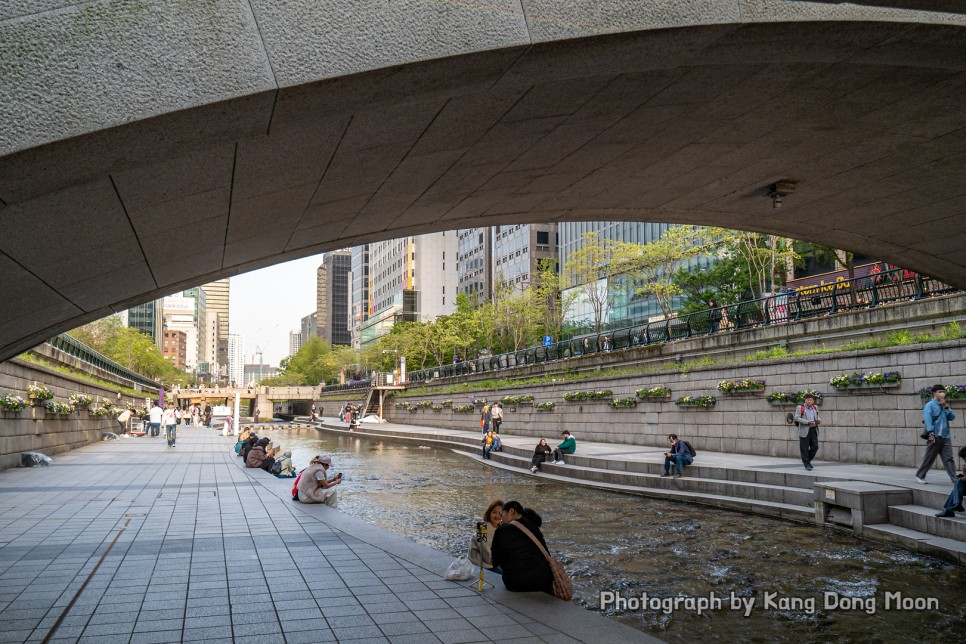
[468,499,558,594]
[530,431,576,473]
[236,428,294,477]
[481,430,502,459]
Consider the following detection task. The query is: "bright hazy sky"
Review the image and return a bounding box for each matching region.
[229,253,325,367]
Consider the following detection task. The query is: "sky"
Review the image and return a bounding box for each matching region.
[229,253,326,367]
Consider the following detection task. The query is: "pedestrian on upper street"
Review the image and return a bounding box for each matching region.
[491,403,503,433]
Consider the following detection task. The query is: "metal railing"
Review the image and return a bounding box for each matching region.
[406,268,956,383]
[46,333,162,390]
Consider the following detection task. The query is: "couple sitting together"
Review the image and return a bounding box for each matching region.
[530,431,576,473]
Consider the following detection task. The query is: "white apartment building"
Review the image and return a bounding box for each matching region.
[289,330,303,357]
[227,334,245,387]
[162,295,199,370]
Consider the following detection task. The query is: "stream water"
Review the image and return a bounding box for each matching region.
[269,427,966,642]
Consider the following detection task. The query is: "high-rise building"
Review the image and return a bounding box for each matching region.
[492,223,558,288]
[349,245,370,349]
[457,228,492,303]
[558,222,707,327]
[317,250,352,346]
[201,312,219,383]
[161,329,187,370]
[162,295,199,370]
[227,334,245,387]
[289,330,303,357]
[361,232,457,347]
[243,363,277,386]
[127,300,163,344]
[201,279,230,377]
[300,312,317,344]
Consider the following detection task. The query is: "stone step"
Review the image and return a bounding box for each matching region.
[486,449,814,506]
[888,504,966,542]
[863,523,966,566]
[453,449,815,524]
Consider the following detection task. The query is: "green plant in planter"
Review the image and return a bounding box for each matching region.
[829,371,901,388]
[563,389,613,401]
[717,379,766,393]
[453,405,475,413]
[440,400,453,407]
[609,397,637,408]
[0,394,28,411]
[418,401,434,408]
[918,385,966,400]
[534,402,555,411]
[27,384,54,401]
[766,389,823,404]
[501,394,534,404]
[431,405,443,412]
[68,393,94,408]
[636,386,671,399]
[44,401,73,414]
[675,395,716,408]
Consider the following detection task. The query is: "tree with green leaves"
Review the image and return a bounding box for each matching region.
[562,232,622,332]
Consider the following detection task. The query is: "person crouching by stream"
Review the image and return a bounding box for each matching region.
[490,501,553,595]
[297,454,342,507]
[469,500,503,574]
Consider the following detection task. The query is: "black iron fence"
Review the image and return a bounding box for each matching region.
[47,333,162,390]
[405,268,956,384]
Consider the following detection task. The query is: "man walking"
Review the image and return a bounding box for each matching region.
[916,384,957,484]
[935,446,966,518]
[162,402,178,448]
[148,401,163,437]
[793,394,821,471]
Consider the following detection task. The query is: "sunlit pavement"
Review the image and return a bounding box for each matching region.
[0,428,652,643]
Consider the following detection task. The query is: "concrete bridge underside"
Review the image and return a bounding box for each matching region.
[2,2,966,361]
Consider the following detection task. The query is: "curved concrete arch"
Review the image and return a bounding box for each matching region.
[1,2,966,361]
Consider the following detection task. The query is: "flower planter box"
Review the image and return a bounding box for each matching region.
[768,399,823,407]
[638,395,672,402]
[838,381,902,394]
[721,389,764,396]
[676,403,715,409]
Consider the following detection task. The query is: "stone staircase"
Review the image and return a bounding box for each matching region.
[316,421,966,566]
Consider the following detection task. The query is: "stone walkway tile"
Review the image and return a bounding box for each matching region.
[283,628,338,644]
[279,616,330,633]
[370,610,422,625]
[402,598,450,611]
[232,620,283,637]
[536,633,581,644]
[231,635,287,644]
[472,613,520,627]
[231,610,277,625]
[0,630,34,642]
[318,603,368,618]
[183,613,232,629]
[330,624,386,641]
[77,633,130,644]
[413,608,463,622]
[272,598,320,611]
[326,614,378,628]
[424,616,477,633]
[316,595,362,608]
[522,621,558,636]
[378,620,432,637]
[182,624,233,641]
[80,621,135,637]
[434,629,491,644]
[388,634,443,644]
[365,600,411,614]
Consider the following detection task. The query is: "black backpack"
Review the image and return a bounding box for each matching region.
[683,441,697,458]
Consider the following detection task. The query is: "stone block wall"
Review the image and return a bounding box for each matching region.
[0,358,146,471]
[383,340,966,468]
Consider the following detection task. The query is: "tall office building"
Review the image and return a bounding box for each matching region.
[360,232,457,347]
[161,330,187,370]
[201,312,219,383]
[289,330,303,357]
[227,334,245,387]
[492,223,558,288]
[558,222,706,326]
[317,250,352,346]
[127,300,163,344]
[162,295,199,370]
[201,279,230,375]
[300,312,317,344]
[457,228,492,302]
[348,245,370,349]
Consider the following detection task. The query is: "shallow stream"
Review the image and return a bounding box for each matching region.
[268,428,966,642]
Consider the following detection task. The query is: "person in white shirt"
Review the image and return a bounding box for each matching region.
[148,403,163,437]
[162,403,178,447]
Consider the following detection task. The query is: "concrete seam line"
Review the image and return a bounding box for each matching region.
[41,519,130,644]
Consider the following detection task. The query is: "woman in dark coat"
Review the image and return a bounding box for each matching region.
[239,435,258,461]
[490,501,553,594]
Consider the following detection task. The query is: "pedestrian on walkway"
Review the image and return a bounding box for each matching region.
[253,407,260,424]
[204,402,212,427]
[917,384,958,484]
[148,402,163,437]
[793,394,822,471]
[491,403,503,433]
[935,446,966,517]
[480,404,491,435]
[162,402,178,447]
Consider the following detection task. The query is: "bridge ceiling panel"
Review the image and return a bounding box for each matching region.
[2,4,966,360]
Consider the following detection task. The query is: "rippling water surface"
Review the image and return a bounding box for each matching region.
[268,427,966,642]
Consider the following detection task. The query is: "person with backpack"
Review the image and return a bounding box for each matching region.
[793,393,822,471]
[271,450,295,477]
[296,454,342,507]
[661,434,694,478]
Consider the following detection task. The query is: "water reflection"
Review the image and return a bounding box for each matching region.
[273,429,966,642]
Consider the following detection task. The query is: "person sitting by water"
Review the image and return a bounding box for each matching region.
[273,450,295,477]
[468,500,503,573]
[482,431,499,460]
[296,454,342,507]
[239,434,258,460]
[490,501,553,594]
[489,431,502,455]
[531,439,552,473]
[246,437,277,471]
[661,434,694,478]
[552,431,576,464]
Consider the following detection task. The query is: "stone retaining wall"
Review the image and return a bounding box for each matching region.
[383,340,966,468]
[0,357,146,471]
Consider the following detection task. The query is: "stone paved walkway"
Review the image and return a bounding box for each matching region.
[0,428,651,643]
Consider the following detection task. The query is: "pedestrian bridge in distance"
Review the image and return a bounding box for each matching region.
[2,2,966,361]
